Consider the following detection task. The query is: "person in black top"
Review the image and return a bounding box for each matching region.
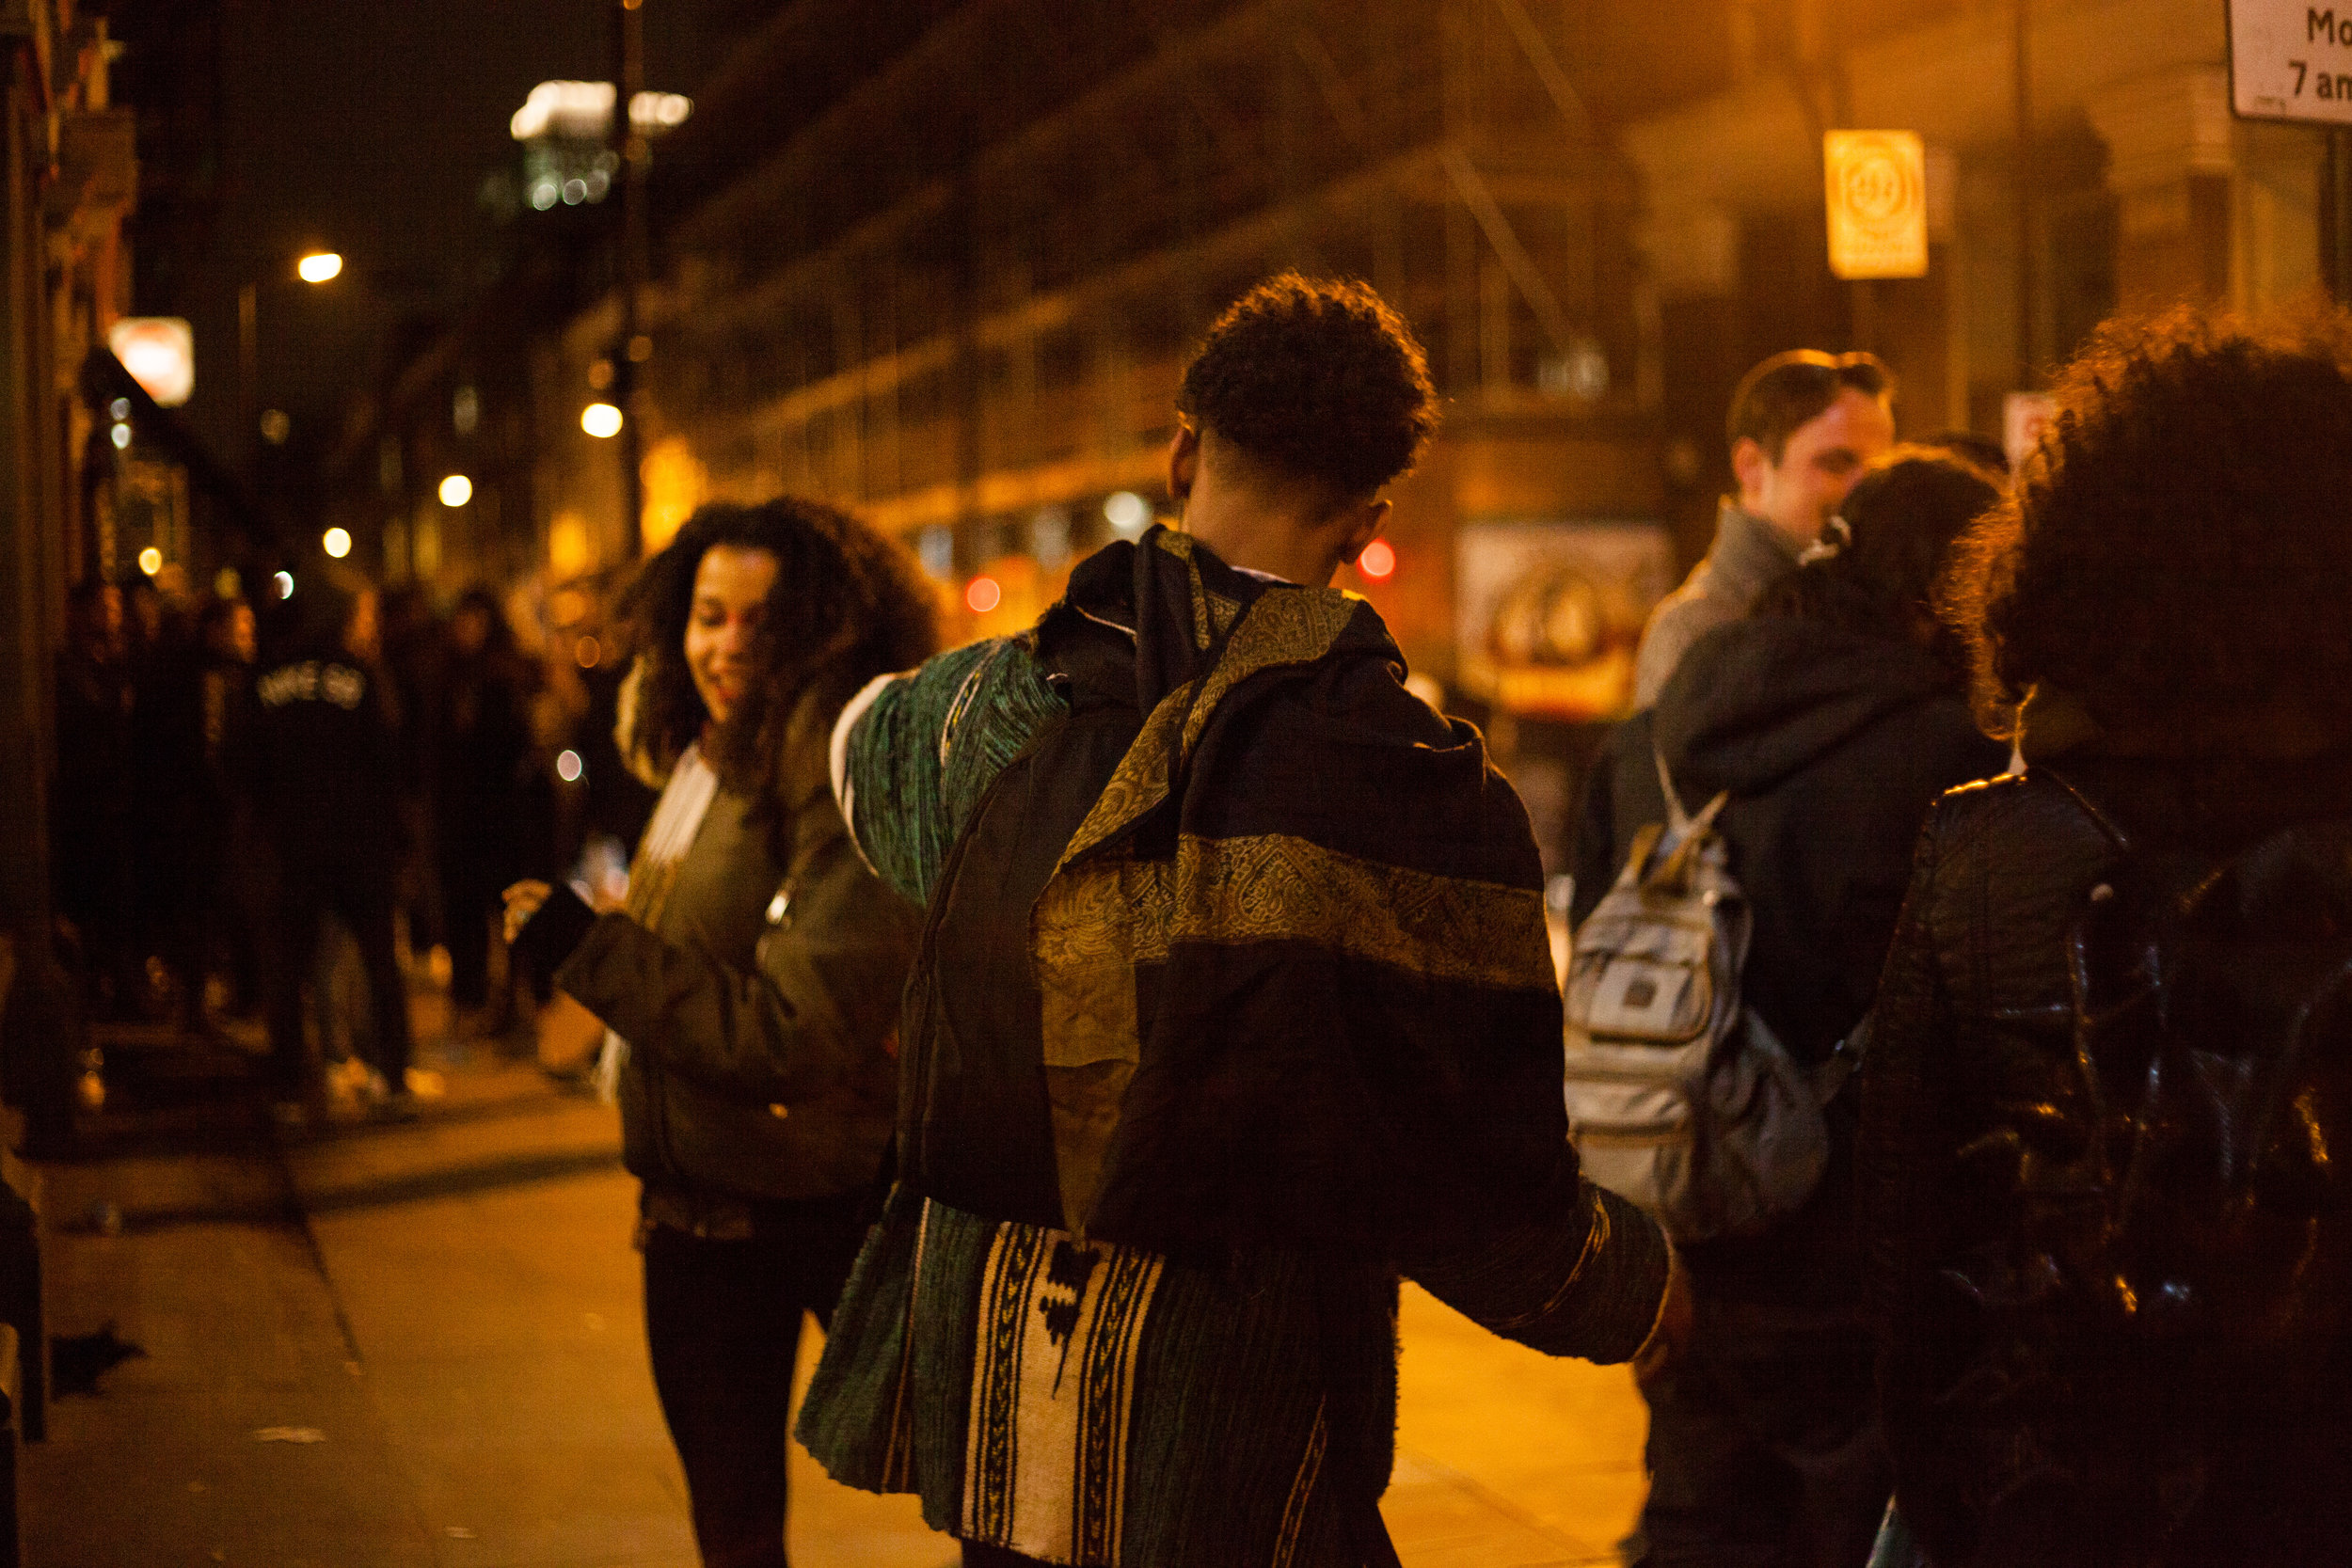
[1573,450,2007,1568]
[249,569,414,1119]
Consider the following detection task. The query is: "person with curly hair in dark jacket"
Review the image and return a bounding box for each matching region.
[1859,308,2352,1568]
[504,498,936,1568]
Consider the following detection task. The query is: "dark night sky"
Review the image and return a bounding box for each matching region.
[128,0,749,477]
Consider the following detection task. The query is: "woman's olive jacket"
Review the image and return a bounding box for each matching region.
[555,688,921,1212]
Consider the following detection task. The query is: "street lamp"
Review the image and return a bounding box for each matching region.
[581,402,623,437]
[239,248,345,459]
[438,473,473,507]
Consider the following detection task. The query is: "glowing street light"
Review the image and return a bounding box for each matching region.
[581,402,624,438]
[137,546,163,576]
[322,527,352,559]
[297,251,343,284]
[438,473,473,507]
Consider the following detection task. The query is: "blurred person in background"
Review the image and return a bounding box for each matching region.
[195,594,265,1022]
[126,579,222,1029]
[377,583,448,985]
[1572,451,2007,1567]
[52,579,137,1016]
[1635,351,1896,707]
[504,498,935,1568]
[249,566,415,1122]
[1862,310,2352,1567]
[431,585,538,1039]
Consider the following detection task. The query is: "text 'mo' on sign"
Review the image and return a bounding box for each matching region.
[1823,131,1930,280]
[2232,3,2352,124]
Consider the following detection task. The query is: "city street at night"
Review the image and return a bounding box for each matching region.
[8,0,2352,1562]
[21,1008,1647,1568]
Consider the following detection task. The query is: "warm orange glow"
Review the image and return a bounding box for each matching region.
[548,513,594,578]
[298,251,343,284]
[965,575,1003,614]
[640,437,707,554]
[1358,539,1396,580]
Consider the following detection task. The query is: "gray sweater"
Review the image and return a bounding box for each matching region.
[1632,499,1801,708]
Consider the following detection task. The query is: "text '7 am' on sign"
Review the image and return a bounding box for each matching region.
[2232,1,2352,125]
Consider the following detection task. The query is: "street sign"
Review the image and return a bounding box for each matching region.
[1824,131,1930,280]
[2230,1,2352,125]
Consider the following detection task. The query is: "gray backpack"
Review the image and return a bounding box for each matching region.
[1561,752,1844,1243]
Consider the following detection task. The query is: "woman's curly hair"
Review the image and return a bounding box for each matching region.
[620,497,938,811]
[1176,273,1437,497]
[1758,446,1999,678]
[1943,307,2352,742]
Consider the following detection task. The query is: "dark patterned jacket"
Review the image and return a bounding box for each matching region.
[800,528,1670,1566]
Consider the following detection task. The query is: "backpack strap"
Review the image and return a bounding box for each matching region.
[1653,746,1732,888]
[1654,746,1730,838]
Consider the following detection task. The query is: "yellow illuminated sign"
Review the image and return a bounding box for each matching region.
[1824,131,1929,280]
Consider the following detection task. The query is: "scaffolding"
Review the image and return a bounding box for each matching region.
[543,0,1663,661]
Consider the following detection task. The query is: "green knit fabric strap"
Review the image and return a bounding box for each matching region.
[844,636,1069,908]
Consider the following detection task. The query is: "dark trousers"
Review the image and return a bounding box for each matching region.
[264,862,411,1093]
[437,852,506,1011]
[962,1545,1055,1566]
[1633,1295,1892,1568]
[642,1201,869,1568]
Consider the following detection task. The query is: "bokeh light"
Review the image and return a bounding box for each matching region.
[136,546,162,576]
[580,402,624,438]
[322,527,352,559]
[1104,491,1150,537]
[438,473,473,507]
[1357,539,1396,580]
[297,251,343,283]
[965,575,1003,614]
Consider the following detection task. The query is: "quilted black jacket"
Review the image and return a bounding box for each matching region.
[1859,751,2352,1568]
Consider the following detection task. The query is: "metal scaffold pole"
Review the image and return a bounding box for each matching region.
[615,0,649,557]
[2334,128,2352,304]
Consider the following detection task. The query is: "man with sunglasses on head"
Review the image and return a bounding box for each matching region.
[1634,351,1895,708]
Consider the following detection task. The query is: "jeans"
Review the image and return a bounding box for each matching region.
[264,861,411,1094]
[1633,1295,1892,1568]
[641,1198,870,1568]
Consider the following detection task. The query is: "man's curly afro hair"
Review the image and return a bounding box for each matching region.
[1943,305,2352,743]
[1176,273,1437,498]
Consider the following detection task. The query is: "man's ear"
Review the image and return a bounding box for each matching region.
[1336,497,1391,565]
[1730,436,1771,506]
[1166,423,1201,508]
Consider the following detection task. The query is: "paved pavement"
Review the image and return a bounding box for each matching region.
[22,1035,1648,1567]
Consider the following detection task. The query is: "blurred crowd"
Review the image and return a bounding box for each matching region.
[48,559,656,1117]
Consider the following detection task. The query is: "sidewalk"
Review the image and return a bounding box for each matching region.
[22,1045,1648,1567]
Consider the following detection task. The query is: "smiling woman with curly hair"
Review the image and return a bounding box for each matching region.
[502,496,936,1568]
[1861,308,2352,1568]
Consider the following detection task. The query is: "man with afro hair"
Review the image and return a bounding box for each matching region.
[799,274,1677,1568]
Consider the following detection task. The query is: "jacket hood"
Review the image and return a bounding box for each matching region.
[1654,616,1970,800]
